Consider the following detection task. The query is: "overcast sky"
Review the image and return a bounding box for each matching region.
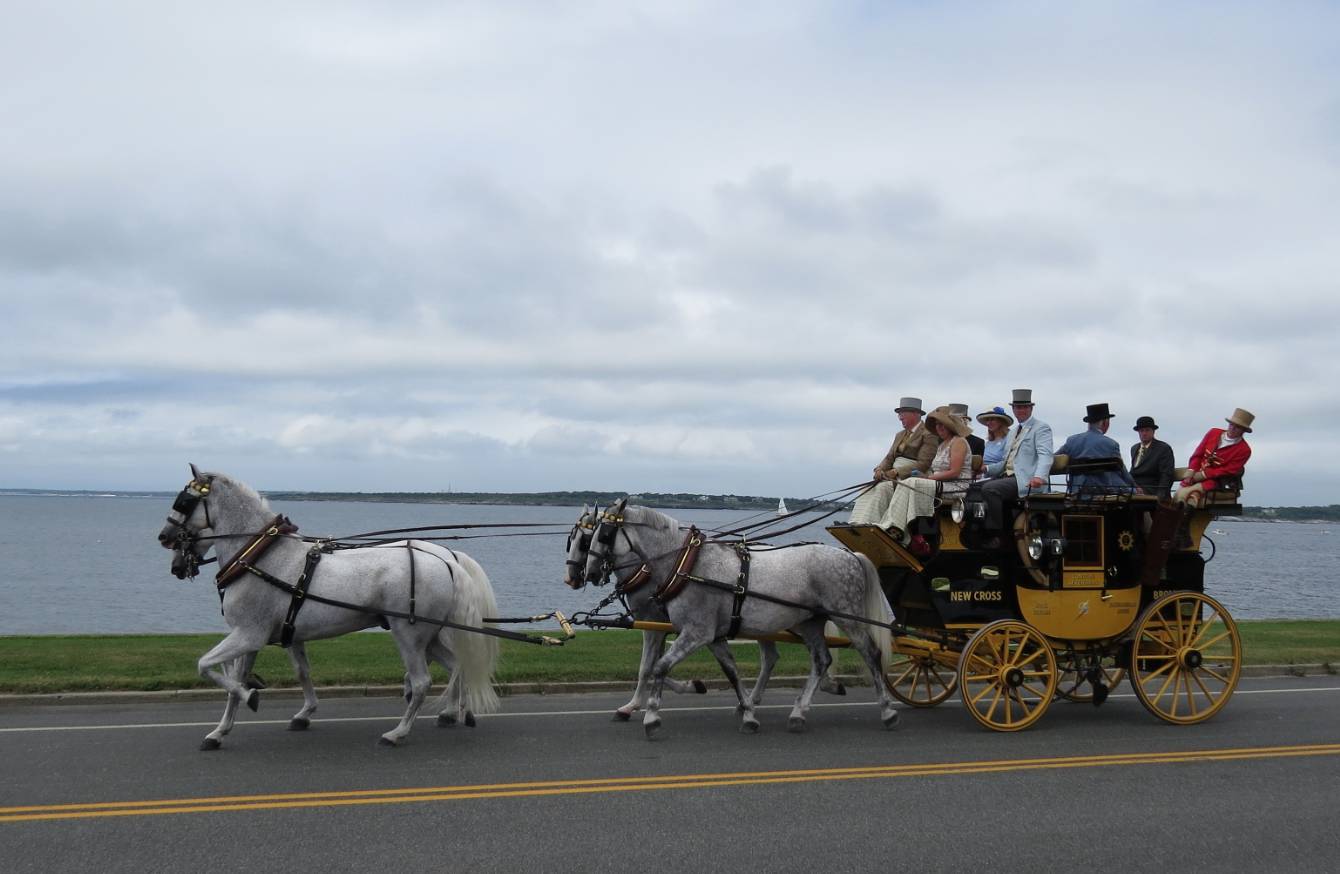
[1,1,1337,505]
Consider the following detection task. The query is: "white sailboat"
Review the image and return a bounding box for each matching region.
[777,498,789,517]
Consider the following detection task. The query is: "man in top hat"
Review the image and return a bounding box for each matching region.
[979,389,1054,549]
[1055,403,1137,494]
[949,403,986,458]
[848,397,941,525]
[1130,415,1175,498]
[1175,409,1255,507]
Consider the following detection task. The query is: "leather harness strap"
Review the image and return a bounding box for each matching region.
[653,526,705,606]
[279,547,324,648]
[216,515,300,589]
[728,542,752,639]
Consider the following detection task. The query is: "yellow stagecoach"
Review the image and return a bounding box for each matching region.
[827,456,1243,731]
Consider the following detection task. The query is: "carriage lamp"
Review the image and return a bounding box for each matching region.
[1027,534,1045,561]
[1049,537,1066,556]
[971,502,986,519]
[950,499,966,524]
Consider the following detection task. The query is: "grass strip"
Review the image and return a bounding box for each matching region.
[0,621,1335,694]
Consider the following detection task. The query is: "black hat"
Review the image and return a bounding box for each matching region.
[1133,415,1159,431]
[1083,403,1113,423]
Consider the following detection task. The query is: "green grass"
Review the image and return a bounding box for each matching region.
[0,621,1334,695]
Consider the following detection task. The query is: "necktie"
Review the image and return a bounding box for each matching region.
[1135,444,1147,469]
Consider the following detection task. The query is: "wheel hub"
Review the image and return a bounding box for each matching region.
[1179,648,1203,669]
[1001,667,1025,688]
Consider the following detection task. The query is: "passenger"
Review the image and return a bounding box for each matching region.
[1130,415,1176,498]
[949,403,986,458]
[1055,403,1137,494]
[878,407,973,555]
[1175,409,1254,507]
[979,389,1054,550]
[847,397,940,525]
[975,406,1014,477]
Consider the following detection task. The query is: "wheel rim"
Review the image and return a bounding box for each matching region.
[1129,592,1240,725]
[884,652,958,707]
[957,620,1057,731]
[1056,651,1127,703]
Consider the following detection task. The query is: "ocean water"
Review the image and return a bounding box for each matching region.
[0,495,1337,635]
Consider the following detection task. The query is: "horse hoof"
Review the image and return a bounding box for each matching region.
[644,719,661,739]
[377,736,398,748]
[740,720,760,735]
[287,717,310,731]
[245,690,259,712]
[245,672,268,691]
[691,680,708,694]
[833,682,847,696]
[882,711,900,730]
[199,737,222,751]
[463,711,476,728]
[437,714,457,727]
[788,717,806,733]
[613,710,632,722]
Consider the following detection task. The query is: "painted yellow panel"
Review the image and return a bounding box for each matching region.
[827,525,924,571]
[1016,585,1142,641]
[939,516,965,550]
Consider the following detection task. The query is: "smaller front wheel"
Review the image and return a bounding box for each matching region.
[884,652,957,708]
[957,620,1057,731]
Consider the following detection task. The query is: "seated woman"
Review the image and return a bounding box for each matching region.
[976,406,1014,477]
[878,406,974,555]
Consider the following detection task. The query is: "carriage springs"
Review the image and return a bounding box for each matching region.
[0,622,1335,695]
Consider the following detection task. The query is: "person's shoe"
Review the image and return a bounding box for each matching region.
[908,535,931,556]
[884,526,904,541]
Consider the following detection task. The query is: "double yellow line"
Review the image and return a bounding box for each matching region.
[4,742,1338,823]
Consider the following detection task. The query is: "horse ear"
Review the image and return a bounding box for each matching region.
[189,462,203,482]
[614,496,629,513]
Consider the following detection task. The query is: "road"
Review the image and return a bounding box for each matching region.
[2,675,1338,873]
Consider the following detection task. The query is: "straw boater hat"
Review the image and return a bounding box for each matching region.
[1226,409,1255,433]
[1011,389,1034,407]
[1083,402,1113,423]
[926,406,972,438]
[1133,415,1159,431]
[977,406,1014,427]
[894,397,925,415]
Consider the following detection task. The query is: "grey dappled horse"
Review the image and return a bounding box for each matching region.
[576,498,897,737]
[158,465,500,749]
[564,505,788,721]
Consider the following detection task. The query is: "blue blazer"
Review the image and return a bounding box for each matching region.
[1056,427,1137,492]
[985,416,1054,497]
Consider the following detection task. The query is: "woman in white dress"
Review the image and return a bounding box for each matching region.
[879,406,974,554]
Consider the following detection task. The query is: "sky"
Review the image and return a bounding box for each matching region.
[1,0,1338,505]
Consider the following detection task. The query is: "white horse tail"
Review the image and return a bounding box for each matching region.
[855,553,892,668]
[440,554,501,716]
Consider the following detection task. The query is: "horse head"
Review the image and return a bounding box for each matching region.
[158,463,216,579]
[583,496,630,585]
[563,504,598,589]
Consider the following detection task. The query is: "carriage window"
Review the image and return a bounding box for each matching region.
[1063,516,1103,569]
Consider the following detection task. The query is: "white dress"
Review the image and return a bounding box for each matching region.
[879,437,972,537]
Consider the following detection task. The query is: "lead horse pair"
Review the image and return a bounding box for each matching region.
[566,498,899,736]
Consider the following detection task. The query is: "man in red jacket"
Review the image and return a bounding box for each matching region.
[1174,408,1255,507]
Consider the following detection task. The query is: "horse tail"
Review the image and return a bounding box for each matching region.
[439,553,501,716]
[855,553,892,669]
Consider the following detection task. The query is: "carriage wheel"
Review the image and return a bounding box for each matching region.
[884,652,957,708]
[957,620,1057,731]
[1129,592,1240,725]
[1056,651,1126,703]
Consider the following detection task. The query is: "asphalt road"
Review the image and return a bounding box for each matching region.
[2,675,1338,874]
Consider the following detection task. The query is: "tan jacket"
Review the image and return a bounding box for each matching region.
[877,422,939,477]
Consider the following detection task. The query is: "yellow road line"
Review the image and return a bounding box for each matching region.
[4,743,1338,823]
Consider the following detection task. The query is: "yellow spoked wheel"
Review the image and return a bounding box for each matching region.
[1056,652,1126,703]
[884,652,958,707]
[957,620,1058,731]
[1130,592,1241,724]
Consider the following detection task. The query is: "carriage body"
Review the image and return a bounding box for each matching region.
[827,461,1243,731]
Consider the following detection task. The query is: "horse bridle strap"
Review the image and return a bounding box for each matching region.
[216,514,300,589]
[653,527,705,606]
[279,547,324,648]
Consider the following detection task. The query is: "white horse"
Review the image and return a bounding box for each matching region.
[576,498,896,737]
[157,465,500,749]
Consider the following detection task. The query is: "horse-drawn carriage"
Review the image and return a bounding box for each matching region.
[827,454,1243,731]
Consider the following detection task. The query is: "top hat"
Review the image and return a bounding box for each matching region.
[977,406,1015,427]
[894,397,925,415]
[1226,408,1255,433]
[1083,402,1113,424]
[1133,415,1159,431]
[926,406,972,438]
[948,403,971,420]
[1011,389,1034,407]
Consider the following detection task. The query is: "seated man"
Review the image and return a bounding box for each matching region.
[1055,403,1137,494]
[949,403,986,458]
[1130,415,1176,497]
[979,389,1053,549]
[1175,409,1254,507]
[848,397,939,525]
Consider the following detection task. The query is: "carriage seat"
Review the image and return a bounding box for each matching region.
[1049,454,1068,475]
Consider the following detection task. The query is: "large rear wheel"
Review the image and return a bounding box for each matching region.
[884,651,957,707]
[1129,592,1240,724]
[957,620,1057,731]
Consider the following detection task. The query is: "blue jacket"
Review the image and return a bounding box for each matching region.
[1056,427,1137,493]
[984,415,1054,498]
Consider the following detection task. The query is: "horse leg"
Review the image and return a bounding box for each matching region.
[379,630,436,747]
[705,640,760,733]
[836,624,900,730]
[426,638,474,728]
[749,640,780,707]
[786,619,834,732]
[285,642,318,731]
[644,630,713,739]
[197,632,266,750]
[616,631,703,722]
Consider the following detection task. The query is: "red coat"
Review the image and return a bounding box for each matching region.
[1185,428,1251,490]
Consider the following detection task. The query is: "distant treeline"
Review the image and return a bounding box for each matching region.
[1243,505,1340,522]
[261,490,829,512]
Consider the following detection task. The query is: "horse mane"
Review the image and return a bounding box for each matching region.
[209,473,272,515]
[624,504,682,535]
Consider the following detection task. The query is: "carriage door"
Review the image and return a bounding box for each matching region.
[1061,515,1105,589]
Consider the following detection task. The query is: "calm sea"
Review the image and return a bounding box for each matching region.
[0,495,1337,635]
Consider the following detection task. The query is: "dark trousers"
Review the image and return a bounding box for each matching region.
[981,475,1018,531]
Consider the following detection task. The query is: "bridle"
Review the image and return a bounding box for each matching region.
[564,512,596,585]
[162,477,216,579]
[582,507,654,592]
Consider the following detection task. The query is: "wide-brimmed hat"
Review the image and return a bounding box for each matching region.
[1133,415,1159,431]
[894,397,925,415]
[1083,402,1113,424]
[1226,408,1255,433]
[926,406,972,438]
[977,406,1014,427]
[1011,389,1034,407]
